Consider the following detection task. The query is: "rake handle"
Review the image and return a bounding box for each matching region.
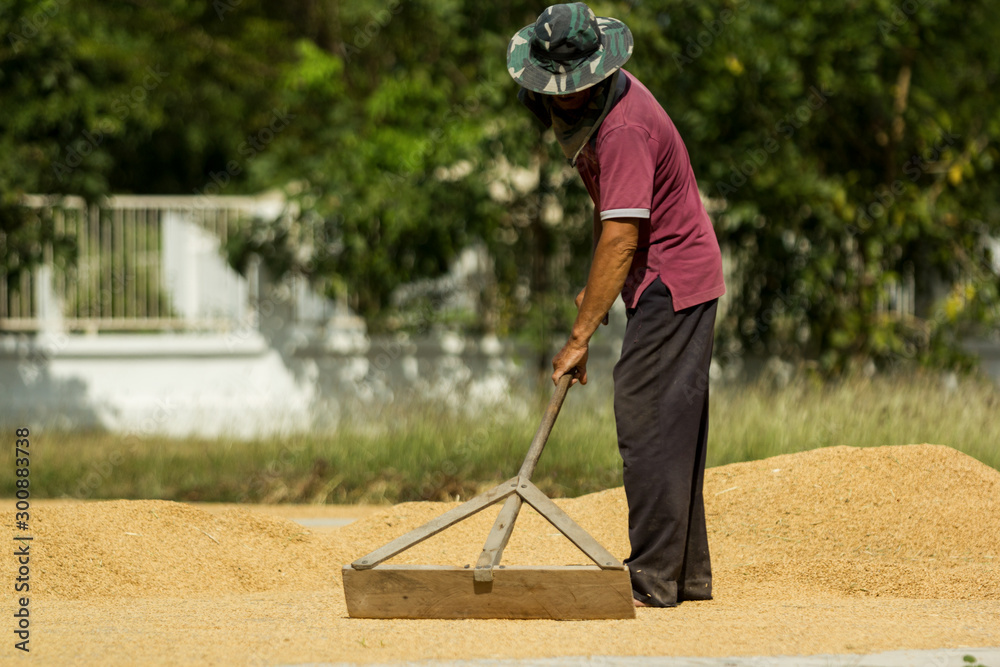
[517,370,576,480]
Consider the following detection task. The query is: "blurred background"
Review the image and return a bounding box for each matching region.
[1,0,998,502]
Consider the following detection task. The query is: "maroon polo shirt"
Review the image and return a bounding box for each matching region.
[576,70,726,311]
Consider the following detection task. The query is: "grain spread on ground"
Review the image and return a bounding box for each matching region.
[5,444,999,665]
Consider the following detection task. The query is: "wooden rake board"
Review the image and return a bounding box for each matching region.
[343,565,633,620]
[342,373,635,620]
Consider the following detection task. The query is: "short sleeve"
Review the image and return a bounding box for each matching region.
[596,125,654,220]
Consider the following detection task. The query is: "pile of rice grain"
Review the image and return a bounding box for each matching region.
[5,444,998,602]
[704,444,1000,599]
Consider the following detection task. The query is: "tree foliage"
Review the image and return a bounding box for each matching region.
[3,0,999,374]
[1,0,293,278]
[628,0,1000,372]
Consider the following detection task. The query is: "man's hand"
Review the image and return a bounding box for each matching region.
[555,217,639,387]
[552,335,589,386]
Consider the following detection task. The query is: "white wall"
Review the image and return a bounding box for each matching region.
[161,212,250,323]
[0,328,591,439]
[0,333,313,439]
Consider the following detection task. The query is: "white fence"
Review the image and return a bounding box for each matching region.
[1,194,336,333]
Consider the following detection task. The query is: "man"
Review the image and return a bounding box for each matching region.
[507,3,726,607]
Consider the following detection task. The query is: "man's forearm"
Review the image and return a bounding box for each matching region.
[592,207,603,258]
[571,219,637,343]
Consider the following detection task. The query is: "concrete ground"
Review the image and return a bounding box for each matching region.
[314,648,999,667]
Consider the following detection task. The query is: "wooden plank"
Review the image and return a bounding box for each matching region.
[342,565,635,620]
[518,481,623,570]
[351,478,519,570]
[474,494,523,582]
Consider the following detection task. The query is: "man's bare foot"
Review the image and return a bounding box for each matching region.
[633,598,650,607]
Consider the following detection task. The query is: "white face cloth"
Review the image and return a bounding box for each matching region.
[518,70,624,167]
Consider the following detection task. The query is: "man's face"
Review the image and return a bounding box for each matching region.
[550,88,592,111]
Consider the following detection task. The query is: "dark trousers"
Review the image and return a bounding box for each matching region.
[613,277,717,607]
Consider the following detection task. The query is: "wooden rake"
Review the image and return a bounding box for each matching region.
[342,372,635,620]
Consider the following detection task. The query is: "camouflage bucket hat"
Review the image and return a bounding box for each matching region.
[507,2,633,95]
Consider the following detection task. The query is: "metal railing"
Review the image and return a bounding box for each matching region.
[1,193,302,333]
[876,271,916,319]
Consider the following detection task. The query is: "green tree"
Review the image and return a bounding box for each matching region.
[235,0,596,353]
[246,0,1000,374]
[619,0,1000,373]
[1,0,293,282]
[5,0,998,377]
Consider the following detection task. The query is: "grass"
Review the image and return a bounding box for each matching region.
[3,371,998,504]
